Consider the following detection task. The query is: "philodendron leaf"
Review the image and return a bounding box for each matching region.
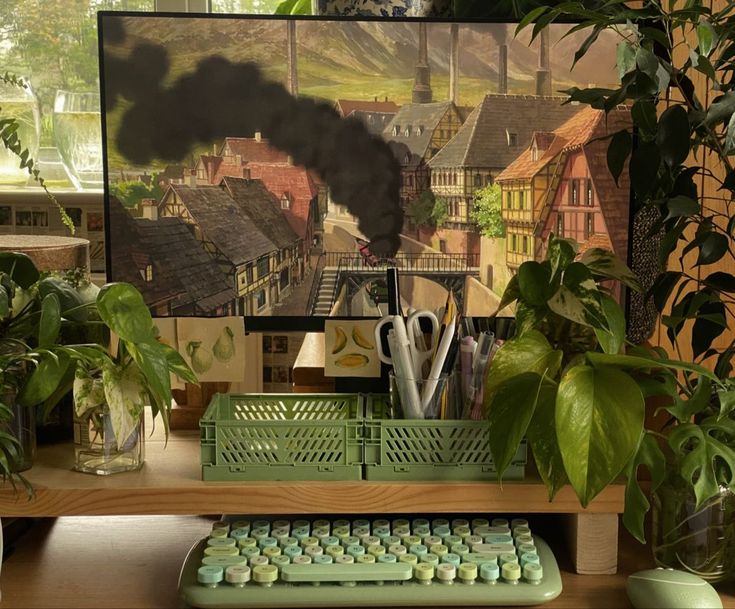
[0,252,39,289]
[38,277,87,322]
[547,234,577,278]
[38,292,61,348]
[0,287,9,318]
[556,364,645,507]
[664,377,713,424]
[493,274,520,314]
[72,368,106,418]
[622,431,666,543]
[517,261,553,306]
[547,285,607,329]
[718,388,735,419]
[160,342,198,385]
[668,418,735,510]
[102,361,147,451]
[585,351,719,383]
[525,379,567,501]
[483,330,562,408]
[97,283,154,344]
[18,351,71,407]
[594,294,626,355]
[129,339,172,412]
[488,372,546,481]
[578,248,642,292]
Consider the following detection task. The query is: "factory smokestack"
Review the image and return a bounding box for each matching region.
[412,22,432,104]
[449,23,459,104]
[498,44,508,94]
[287,21,298,96]
[535,28,551,96]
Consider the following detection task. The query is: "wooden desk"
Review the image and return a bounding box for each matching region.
[1,514,733,608]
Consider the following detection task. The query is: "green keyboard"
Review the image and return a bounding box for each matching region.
[178,515,563,607]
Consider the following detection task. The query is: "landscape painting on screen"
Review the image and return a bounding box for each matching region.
[100,14,627,320]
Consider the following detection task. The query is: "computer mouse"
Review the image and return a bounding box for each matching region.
[626,567,723,608]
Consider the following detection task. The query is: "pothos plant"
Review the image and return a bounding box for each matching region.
[484,235,735,542]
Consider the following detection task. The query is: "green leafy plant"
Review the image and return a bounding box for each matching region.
[484,235,733,542]
[275,0,312,14]
[470,184,506,238]
[0,72,75,234]
[512,0,735,376]
[407,190,449,228]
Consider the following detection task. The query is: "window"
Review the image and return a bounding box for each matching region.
[404,126,411,137]
[439,239,447,253]
[586,179,594,206]
[518,190,525,210]
[522,235,529,254]
[16,211,31,227]
[556,212,564,236]
[280,194,290,210]
[66,208,83,228]
[505,191,512,209]
[474,173,482,187]
[279,268,289,290]
[570,179,579,206]
[486,175,493,186]
[511,234,517,252]
[0,207,11,226]
[245,262,254,283]
[506,131,518,146]
[256,288,266,310]
[32,211,48,227]
[417,125,424,136]
[393,125,401,136]
[407,175,414,187]
[144,264,153,282]
[586,212,595,239]
[256,255,269,278]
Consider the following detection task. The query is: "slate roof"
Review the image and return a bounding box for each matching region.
[220,137,290,163]
[336,99,400,116]
[349,110,397,136]
[221,177,300,250]
[167,184,276,266]
[383,101,457,163]
[428,95,582,171]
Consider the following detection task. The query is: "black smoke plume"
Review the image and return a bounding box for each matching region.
[102,31,402,256]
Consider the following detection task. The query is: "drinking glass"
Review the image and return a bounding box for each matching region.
[0,78,40,187]
[53,90,103,191]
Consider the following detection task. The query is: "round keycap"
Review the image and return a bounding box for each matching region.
[346,544,365,557]
[230,528,251,543]
[383,536,401,547]
[231,520,251,532]
[373,519,390,529]
[378,553,397,563]
[336,554,354,564]
[314,555,333,564]
[305,545,323,557]
[332,519,349,529]
[414,562,434,583]
[515,534,535,547]
[434,526,451,539]
[271,555,290,569]
[293,527,310,541]
[198,565,223,586]
[302,536,319,548]
[388,544,407,556]
[442,553,461,568]
[280,537,298,549]
[202,555,247,567]
[513,526,531,538]
[394,526,411,539]
[251,527,269,540]
[424,535,442,547]
[429,544,448,557]
[272,519,290,530]
[253,520,271,530]
[445,535,462,547]
[410,544,428,558]
[454,526,471,539]
[240,546,260,559]
[511,519,529,529]
[225,565,250,585]
[451,518,469,529]
[354,518,370,528]
[341,536,360,548]
[207,537,237,548]
[399,553,418,565]
[412,518,430,529]
[314,519,330,530]
[326,545,344,558]
[466,535,483,549]
[249,555,269,568]
[502,562,521,583]
[392,518,409,529]
[459,562,478,584]
[367,544,386,557]
[404,535,421,547]
[491,519,508,528]
[432,518,449,529]
[333,526,350,539]
[353,527,371,539]
[358,554,376,563]
[209,528,227,539]
[272,527,290,539]
[263,546,281,559]
[364,536,381,547]
[311,527,330,539]
[204,546,239,557]
[293,555,312,564]
[481,562,500,583]
[421,553,439,566]
[212,521,230,532]
[520,553,540,567]
[518,543,537,556]
[284,546,303,559]
[293,519,310,529]
[373,527,390,540]
[415,526,431,538]
[471,518,489,529]
[321,536,340,548]
[451,543,469,556]
[437,563,456,583]
[253,564,278,585]
[259,537,278,549]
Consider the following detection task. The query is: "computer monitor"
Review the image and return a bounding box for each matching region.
[99,11,641,335]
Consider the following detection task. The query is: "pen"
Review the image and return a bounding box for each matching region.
[469,332,495,420]
[387,268,403,316]
[421,313,456,412]
[389,319,423,419]
[460,335,476,400]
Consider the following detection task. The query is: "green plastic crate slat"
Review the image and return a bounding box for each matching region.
[363,395,527,481]
[200,394,363,481]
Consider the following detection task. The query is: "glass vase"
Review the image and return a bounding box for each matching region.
[73,404,144,475]
[652,477,735,583]
[1,389,36,472]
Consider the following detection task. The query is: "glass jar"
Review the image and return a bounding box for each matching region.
[73,404,144,475]
[1,389,36,473]
[652,477,735,583]
[0,77,40,187]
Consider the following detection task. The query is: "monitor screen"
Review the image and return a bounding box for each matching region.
[99,12,634,334]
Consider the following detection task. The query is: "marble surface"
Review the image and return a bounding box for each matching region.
[318,0,452,17]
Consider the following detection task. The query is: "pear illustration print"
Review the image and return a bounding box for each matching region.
[213,326,235,362]
[187,340,213,374]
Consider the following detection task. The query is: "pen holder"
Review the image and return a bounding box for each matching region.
[388,371,461,420]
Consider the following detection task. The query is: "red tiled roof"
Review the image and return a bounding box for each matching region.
[577,232,614,256]
[220,137,290,163]
[246,163,318,240]
[336,99,399,117]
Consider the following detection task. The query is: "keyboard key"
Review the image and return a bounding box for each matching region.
[459,562,478,584]
[314,555,333,565]
[197,565,223,587]
[437,563,456,584]
[399,553,418,565]
[281,562,412,583]
[201,555,247,568]
[249,556,269,568]
[523,563,543,583]
[357,554,376,564]
[253,564,278,586]
[480,561,500,584]
[204,546,239,557]
[207,537,236,548]
[225,565,250,586]
[502,562,521,584]
[378,553,397,563]
[414,562,434,584]
[442,553,461,568]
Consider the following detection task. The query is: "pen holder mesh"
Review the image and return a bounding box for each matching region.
[200,393,363,481]
[362,395,527,481]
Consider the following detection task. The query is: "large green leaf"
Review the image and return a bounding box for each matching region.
[665,377,713,423]
[622,431,666,543]
[556,364,645,507]
[656,105,690,167]
[586,351,719,382]
[668,418,735,510]
[38,277,87,322]
[547,285,606,329]
[631,100,657,138]
[578,248,642,292]
[665,195,699,220]
[703,271,735,293]
[102,361,146,450]
[129,339,172,415]
[636,46,659,82]
[17,351,71,407]
[630,140,661,196]
[160,343,198,385]
[525,380,567,501]
[718,388,735,420]
[704,92,735,127]
[697,18,717,57]
[483,330,562,405]
[692,300,727,358]
[547,234,577,278]
[517,261,553,306]
[0,252,39,289]
[607,130,632,186]
[594,294,626,355]
[96,283,154,344]
[493,274,520,314]
[488,372,545,481]
[38,292,61,348]
[616,41,636,80]
[696,232,729,266]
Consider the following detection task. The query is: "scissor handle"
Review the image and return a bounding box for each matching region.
[407,310,439,355]
[374,316,397,365]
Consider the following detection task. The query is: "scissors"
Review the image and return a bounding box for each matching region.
[374,309,439,379]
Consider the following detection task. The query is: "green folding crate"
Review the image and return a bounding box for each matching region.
[363,395,527,481]
[200,393,363,481]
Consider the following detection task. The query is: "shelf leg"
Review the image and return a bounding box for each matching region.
[564,513,618,575]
